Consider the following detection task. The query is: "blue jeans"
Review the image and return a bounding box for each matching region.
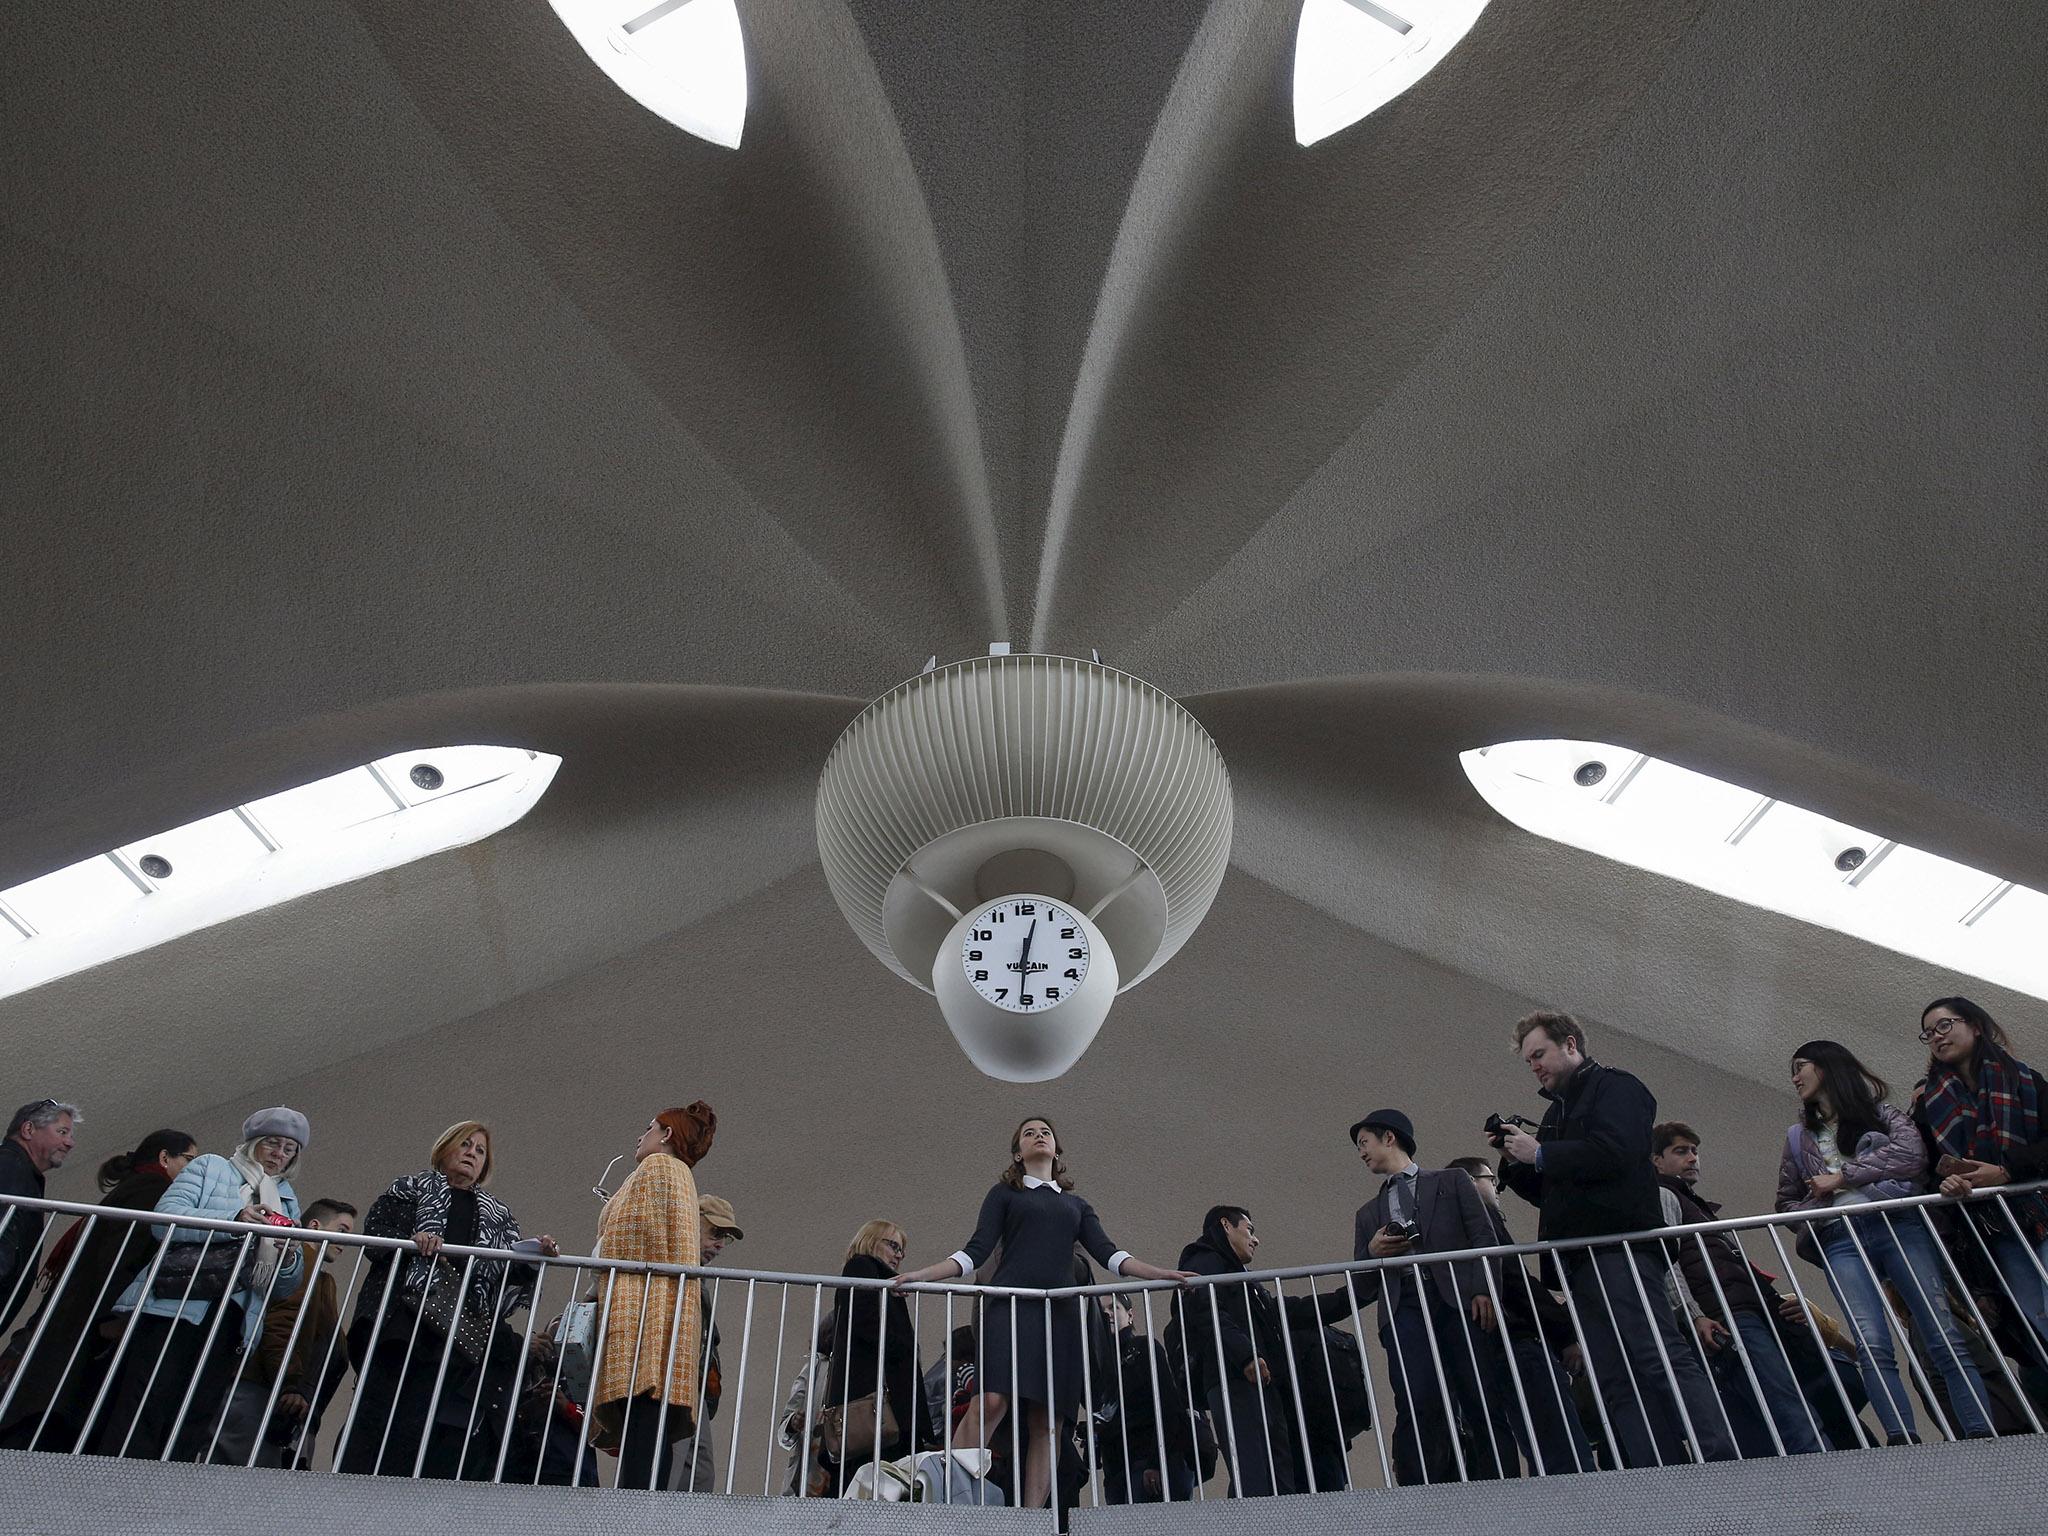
[1987,1228,2048,1365]
[1725,1308,1828,1453]
[1563,1248,1736,1467]
[1819,1214,1993,1439]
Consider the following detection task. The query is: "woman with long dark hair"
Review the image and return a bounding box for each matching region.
[0,1130,198,1450]
[895,1117,1188,1509]
[1917,995,2048,1356]
[1775,1040,1992,1442]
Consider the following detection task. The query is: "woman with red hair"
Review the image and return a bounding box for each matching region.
[590,1102,716,1490]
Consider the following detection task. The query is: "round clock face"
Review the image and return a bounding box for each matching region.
[961,896,1089,1013]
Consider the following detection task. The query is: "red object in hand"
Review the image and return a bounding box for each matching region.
[261,1211,295,1228]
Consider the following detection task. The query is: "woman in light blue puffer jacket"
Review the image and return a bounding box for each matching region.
[92,1106,309,1460]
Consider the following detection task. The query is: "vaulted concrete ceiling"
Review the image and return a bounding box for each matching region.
[2,2,2044,1242]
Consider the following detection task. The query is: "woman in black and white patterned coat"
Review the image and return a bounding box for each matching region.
[340,1122,557,1477]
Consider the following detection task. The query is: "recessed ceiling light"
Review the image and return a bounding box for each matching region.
[1464,739,2044,1002]
[1292,0,1491,148]
[547,0,748,150]
[1,747,560,1001]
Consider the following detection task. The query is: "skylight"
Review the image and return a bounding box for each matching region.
[0,747,560,1002]
[1293,0,1491,147]
[547,0,748,150]
[1462,740,2048,1003]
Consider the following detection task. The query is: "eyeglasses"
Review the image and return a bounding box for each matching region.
[879,1238,906,1254]
[592,1153,624,1202]
[1918,1018,1963,1044]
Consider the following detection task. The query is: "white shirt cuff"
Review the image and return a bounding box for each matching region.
[1107,1250,1132,1276]
[947,1250,974,1277]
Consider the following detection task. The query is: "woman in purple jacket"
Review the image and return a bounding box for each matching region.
[1777,1040,1993,1443]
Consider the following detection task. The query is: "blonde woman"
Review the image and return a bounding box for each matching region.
[818,1220,932,1490]
[343,1121,557,1476]
[590,1102,715,1490]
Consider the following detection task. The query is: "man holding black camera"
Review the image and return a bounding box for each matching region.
[1492,1011,1734,1469]
[1351,1108,1526,1483]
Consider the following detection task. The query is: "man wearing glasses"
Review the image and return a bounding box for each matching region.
[1,1100,78,1334]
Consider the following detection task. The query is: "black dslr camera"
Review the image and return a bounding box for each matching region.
[1483,1112,1538,1149]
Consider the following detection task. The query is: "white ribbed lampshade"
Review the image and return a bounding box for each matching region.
[815,654,1233,994]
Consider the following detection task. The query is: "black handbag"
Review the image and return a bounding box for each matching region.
[417,1260,500,1367]
[150,1234,248,1302]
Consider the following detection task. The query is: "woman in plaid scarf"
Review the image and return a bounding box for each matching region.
[1916,996,2048,1359]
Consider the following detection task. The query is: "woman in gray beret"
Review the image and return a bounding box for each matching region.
[91,1106,310,1460]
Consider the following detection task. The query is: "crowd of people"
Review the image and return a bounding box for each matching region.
[1,992,2045,1512]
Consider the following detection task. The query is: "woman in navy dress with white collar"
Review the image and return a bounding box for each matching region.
[896,1116,1188,1509]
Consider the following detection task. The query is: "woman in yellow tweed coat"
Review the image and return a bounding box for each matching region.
[590,1101,716,1489]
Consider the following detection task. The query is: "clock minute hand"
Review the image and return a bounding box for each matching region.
[1017,918,1037,995]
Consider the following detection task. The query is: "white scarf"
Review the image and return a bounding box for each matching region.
[229,1142,288,1295]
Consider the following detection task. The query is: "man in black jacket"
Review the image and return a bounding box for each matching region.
[1493,1012,1734,1469]
[0,1099,78,1335]
[1171,1206,1351,1498]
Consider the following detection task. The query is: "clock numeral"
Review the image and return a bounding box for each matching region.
[973,929,992,941]
[1046,987,1060,1001]
[1016,903,1036,915]
[1064,968,1079,981]
[1060,928,1075,939]
[993,912,1006,923]
[974,970,989,981]
[968,949,983,961]
[1068,948,1084,960]
[995,988,1008,1000]
[1020,994,1034,1006]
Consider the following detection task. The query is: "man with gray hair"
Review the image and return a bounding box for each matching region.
[1,1099,80,1333]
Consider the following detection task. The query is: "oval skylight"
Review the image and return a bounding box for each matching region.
[1293,0,1491,147]
[1463,740,2048,1003]
[547,0,747,150]
[0,747,560,1001]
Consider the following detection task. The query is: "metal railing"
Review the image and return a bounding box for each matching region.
[2,1179,2046,1517]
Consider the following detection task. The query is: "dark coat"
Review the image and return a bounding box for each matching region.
[0,1140,49,1336]
[2010,1139,2048,1183]
[0,1168,170,1440]
[1350,1166,1492,1313]
[1657,1176,1778,1322]
[1498,1058,1664,1247]
[1480,1206,1576,1352]
[1170,1225,1349,1400]
[825,1253,934,1457]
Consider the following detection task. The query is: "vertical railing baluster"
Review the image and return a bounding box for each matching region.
[412,1255,480,1479]
[762,1283,791,1496]
[724,1278,756,1493]
[238,1236,334,1467]
[1762,1225,1871,1449]
[327,1248,407,1472]
[159,1233,254,1461]
[647,1257,690,1488]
